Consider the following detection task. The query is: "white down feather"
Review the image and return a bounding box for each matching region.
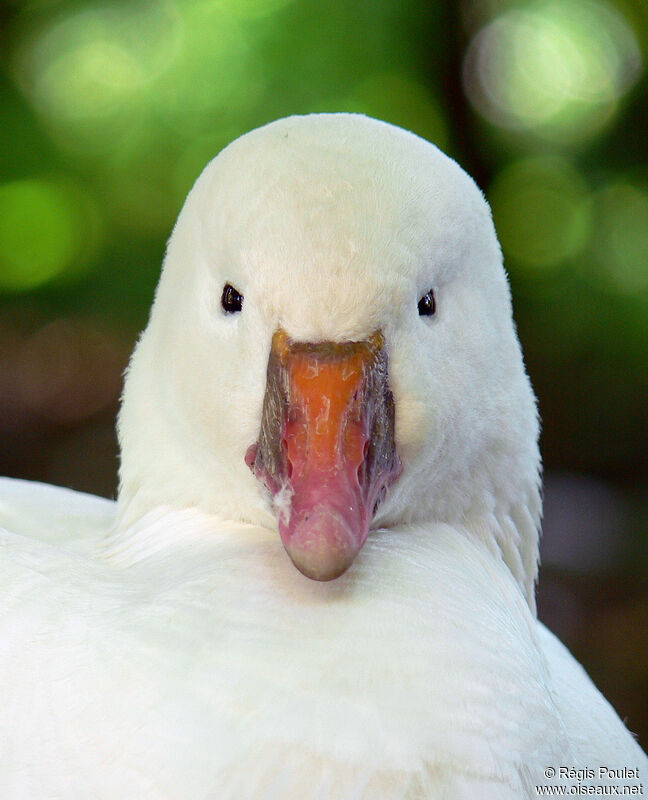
[0,114,645,799]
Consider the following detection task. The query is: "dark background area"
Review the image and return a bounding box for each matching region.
[1,0,646,747]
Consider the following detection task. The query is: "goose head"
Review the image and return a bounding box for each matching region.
[117,114,541,604]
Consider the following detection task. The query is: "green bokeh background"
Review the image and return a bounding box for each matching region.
[1,0,647,746]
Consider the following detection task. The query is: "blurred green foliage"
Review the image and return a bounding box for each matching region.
[1,0,645,477]
[0,0,647,742]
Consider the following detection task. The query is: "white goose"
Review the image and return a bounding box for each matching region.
[0,114,645,799]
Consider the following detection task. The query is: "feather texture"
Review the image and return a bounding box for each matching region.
[1,114,645,797]
[0,478,644,798]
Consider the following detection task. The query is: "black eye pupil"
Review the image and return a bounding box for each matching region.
[221,283,243,313]
[418,289,436,316]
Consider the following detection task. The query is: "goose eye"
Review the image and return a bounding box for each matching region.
[418,289,436,317]
[221,283,243,314]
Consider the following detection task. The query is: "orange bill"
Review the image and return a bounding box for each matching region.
[246,329,401,580]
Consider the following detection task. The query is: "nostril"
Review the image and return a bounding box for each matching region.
[356,439,370,486]
[282,438,294,479]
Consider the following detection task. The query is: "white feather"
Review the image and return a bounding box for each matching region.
[0,114,644,798]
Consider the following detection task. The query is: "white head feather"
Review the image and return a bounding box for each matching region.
[117,113,541,607]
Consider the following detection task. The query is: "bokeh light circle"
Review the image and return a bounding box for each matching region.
[13,0,181,154]
[592,182,648,294]
[463,0,642,143]
[488,157,591,270]
[152,2,262,131]
[0,179,80,291]
[15,318,126,424]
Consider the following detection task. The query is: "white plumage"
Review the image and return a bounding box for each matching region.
[0,114,645,798]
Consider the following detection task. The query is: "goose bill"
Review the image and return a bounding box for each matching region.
[246,329,401,581]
